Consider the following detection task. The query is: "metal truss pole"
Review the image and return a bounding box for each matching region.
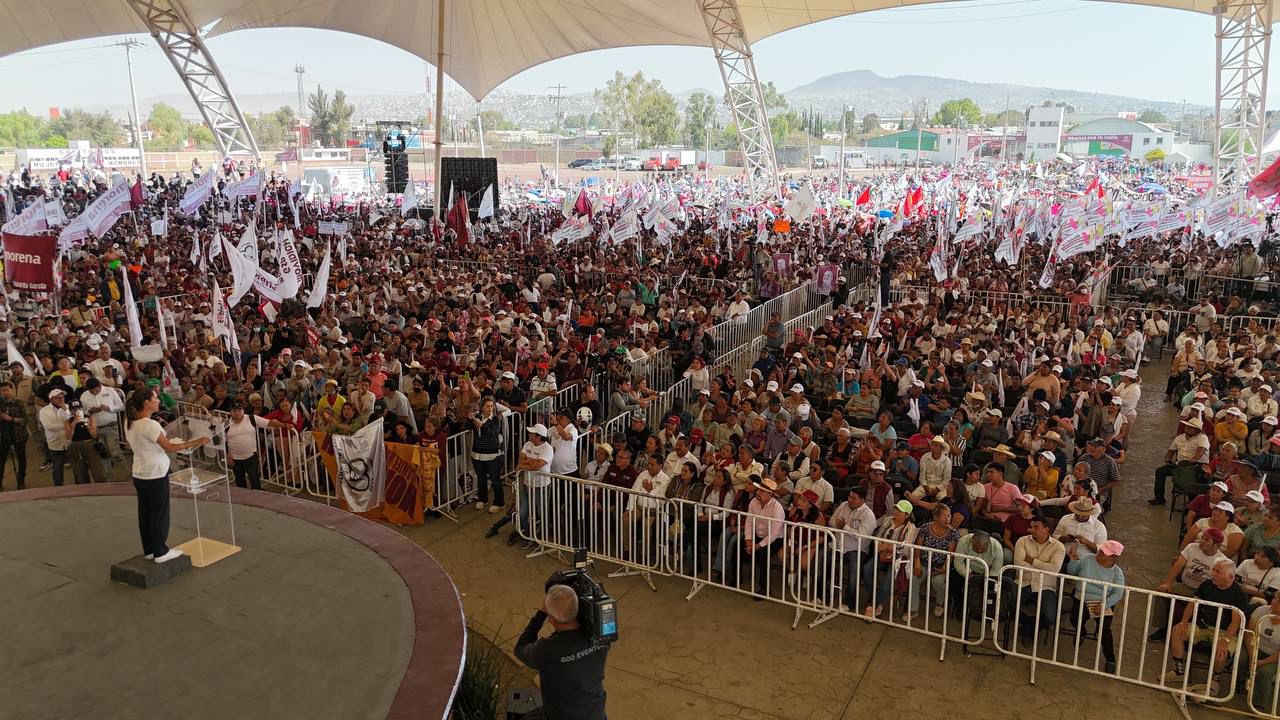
[699,0,779,200]
[1213,0,1271,194]
[124,0,260,159]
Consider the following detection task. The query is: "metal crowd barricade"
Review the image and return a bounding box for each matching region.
[993,564,1247,709]
[552,382,582,415]
[803,529,991,660]
[665,498,842,629]
[500,409,525,479]
[579,411,630,473]
[514,471,668,588]
[1249,616,1280,718]
[525,396,554,433]
[430,431,477,519]
[256,424,318,496]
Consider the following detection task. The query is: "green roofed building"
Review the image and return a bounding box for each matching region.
[866,130,939,152]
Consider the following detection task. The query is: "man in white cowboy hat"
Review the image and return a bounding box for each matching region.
[1151,417,1210,506]
[1054,496,1108,559]
[713,477,785,594]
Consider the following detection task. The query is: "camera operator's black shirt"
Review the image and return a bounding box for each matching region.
[515,611,608,720]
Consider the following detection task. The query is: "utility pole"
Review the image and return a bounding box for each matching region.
[838,104,847,199]
[117,39,147,178]
[294,65,306,117]
[431,0,446,218]
[476,105,486,156]
[999,94,1010,163]
[549,83,566,188]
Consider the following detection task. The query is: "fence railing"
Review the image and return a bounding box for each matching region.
[993,563,1247,707]
[509,468,1267,711]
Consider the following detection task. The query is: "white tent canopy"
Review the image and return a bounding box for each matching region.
[0,0,1248,101]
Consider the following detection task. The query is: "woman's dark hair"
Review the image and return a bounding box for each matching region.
[125,388,155,428]
[1262,545,1280,565]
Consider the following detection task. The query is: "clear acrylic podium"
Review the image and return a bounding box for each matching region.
[166,412,240,567]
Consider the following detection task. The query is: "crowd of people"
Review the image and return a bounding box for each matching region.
[3,153,1280,706]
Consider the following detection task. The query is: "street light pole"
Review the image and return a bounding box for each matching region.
[550,84,566,188]
[117,39,148,178]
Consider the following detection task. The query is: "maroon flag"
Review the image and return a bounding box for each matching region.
[1,231,56,292]
[129,178,147,210]
[446,191,470,248]
[1248,155,1280,199]
[574,189,592,217]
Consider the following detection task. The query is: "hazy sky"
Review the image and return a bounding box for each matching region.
[0,0,1264,113]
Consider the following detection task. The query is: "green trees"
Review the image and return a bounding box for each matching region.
[247,106,297,149]
[597,71,679,148]
[932,98,983,127]
[50,109,122,146]
[1139,109,1168,124]
[0,109,122,148]
[683,91,716,147]
[477,109,516,131]
[308,87,356,146]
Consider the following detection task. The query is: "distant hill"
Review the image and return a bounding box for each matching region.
[783,69,1203,117]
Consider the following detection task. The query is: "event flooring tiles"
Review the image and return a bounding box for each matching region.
[0,496,415,720]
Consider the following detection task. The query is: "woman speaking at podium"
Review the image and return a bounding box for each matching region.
[125,388,210,563]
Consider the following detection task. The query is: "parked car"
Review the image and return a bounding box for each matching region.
[919,159,935,168]
[600,157,619,169]
[812,157,829,169]
[567,158,596,169]
[623,157,642,171]
[580,161,604,172]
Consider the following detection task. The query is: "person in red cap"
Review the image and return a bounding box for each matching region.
[1151,526,1229,642]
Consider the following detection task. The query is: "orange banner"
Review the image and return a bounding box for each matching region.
[312,433,440,525]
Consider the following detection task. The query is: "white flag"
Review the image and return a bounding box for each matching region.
[209,229,223,263]
[275,230,304,299]
[6,337,33,377]
[180,169,216,215]
[478,184,495,219]
[237,224,259,267]
[121,265,144,348]
[157,303,169,350]
[222,234,258,307]
[210,276,240,353]
[306,243,332,309]
[401,177,418,215]
[189,232,201,267]
[332,418,387,512]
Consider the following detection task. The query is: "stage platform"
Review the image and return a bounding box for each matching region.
[0,485,464,720]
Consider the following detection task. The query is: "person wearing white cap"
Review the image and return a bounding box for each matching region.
[1116,368,1141,423]
[1249,384,1279,422]
[1183,501,1246,558]
[38,387,73,487]
[911,436,952,502]
[509,423,555,547]
[1247,416,1279,457]
[1151,417,1210,505]
[1215,408,1249,448]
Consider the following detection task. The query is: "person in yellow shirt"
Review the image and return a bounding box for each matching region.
[1214,407,1249,450]
[1023,451,1061,501]
[316,379,346,418]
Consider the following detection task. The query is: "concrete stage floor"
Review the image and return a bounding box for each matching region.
[0,487,464,720]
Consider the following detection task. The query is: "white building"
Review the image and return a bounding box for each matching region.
[1024,106,1064,161]
[1060,118,1174,160]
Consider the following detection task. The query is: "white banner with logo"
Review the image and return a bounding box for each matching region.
[332,418,386,512]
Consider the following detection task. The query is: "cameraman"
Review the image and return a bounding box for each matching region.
[515,585,609,720]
